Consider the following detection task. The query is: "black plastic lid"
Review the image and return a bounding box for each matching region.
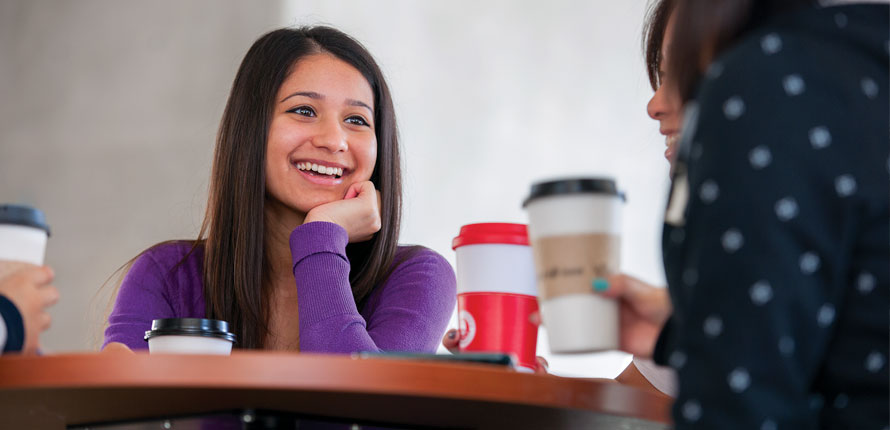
[0,204,50,236]
[522,177,626,208]
[144,318,236,343]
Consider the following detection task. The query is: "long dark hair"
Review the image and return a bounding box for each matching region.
[643,0,675,91]
[198,27,402,349]
[667,0,817,102]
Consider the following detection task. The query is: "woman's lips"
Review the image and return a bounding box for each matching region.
[664,134,679,162]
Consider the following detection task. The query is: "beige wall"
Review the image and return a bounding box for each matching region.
[0,0,282,351]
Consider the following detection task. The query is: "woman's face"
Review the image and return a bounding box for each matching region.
[265,53,377,216]
[646,12,683,167]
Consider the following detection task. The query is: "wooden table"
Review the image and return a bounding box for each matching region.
[0,351,673,429]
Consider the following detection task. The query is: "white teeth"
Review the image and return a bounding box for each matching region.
[296,162,343,177]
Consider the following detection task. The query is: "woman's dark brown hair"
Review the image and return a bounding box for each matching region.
[198,26,402,349]
[643,0,675,91]
[667,0,817,102]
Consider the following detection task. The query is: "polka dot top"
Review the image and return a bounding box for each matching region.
[654,4,889,429]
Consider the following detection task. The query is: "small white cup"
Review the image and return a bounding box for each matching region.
[0,205,50,265]
[145,318,236,355]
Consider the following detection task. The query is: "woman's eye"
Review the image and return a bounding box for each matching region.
[346,116,370,127]
[288,106,315,117]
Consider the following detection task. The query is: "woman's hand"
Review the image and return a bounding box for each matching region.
[101,342,135,354]
[441,328,549,374]
[595,273,672,357]
[0,264,59,355]
[304,181,382,243]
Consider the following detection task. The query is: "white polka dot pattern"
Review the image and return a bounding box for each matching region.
[749,146,773,169]
[750,280,773,305]
[835,13,848,28]
[723,96,746,120]
[699,180,719,203]
[809,126,831,149]
[817,304,835,327]
[857,272,875,294]
[670,228,685,244]
[783,74,805,96]
[727,367,751,393]
[834,174,857,197]
[865,351,885,373]
[799,252,820,274]
[761,33,783,55]
[778,336,796,356]
[774,197,799,221]
[861,77,879,99]
[722,229,744,253]
[682,400,703,422]
[706,62,724,80]
[703,315,723,338]
[669,350,687,369]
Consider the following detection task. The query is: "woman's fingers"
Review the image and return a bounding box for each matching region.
[442,328,460,354]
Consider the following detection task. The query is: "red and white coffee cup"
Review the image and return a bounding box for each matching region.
[452,223,539,372]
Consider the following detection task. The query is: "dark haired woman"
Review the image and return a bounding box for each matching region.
[103,27,456,353]
[607,0,888,428]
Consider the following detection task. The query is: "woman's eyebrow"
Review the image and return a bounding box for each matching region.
[347,99,373,114]
[280,91,321,104]
[279,91,372,114]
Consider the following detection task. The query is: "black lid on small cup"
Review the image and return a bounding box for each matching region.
[0,204,50,236]
[144,318,236,343]
[522,177,626,208]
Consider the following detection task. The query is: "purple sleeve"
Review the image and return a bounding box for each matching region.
[103,252,175,350]
[292,222,456,353]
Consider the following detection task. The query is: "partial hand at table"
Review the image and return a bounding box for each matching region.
[441,328,549,374]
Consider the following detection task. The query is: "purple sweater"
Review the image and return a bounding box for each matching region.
[104,222,456,353]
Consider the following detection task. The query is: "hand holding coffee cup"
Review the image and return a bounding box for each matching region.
[0,204,57,354]
[596,273,672,357]
[523,178,625,353]
[0,265,58,354]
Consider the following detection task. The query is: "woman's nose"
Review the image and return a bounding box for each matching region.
[647,86,667,120]
[311,119,348,152]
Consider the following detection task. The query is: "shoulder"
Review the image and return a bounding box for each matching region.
[127,241,203,284]
[701,4,887,102]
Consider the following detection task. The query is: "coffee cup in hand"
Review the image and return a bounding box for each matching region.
[523,178,625,353]
[0,205,51,279]
[144,318,236,355]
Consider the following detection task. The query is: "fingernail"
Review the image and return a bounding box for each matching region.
[447,330,456,339]
[592,278,609,292]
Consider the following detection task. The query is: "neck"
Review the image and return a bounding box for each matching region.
[264,198,306,287]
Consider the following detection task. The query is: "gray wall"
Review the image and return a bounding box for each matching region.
[0,0,282,351]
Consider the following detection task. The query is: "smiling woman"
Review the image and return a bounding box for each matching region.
[102,27,456,354]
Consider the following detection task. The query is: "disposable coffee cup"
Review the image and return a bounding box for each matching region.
[145,318,236,355]
[452,223,539,372]
[523,178,624,353]
[0,204,50,265]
